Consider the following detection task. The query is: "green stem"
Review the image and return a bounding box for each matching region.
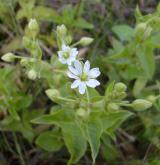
[13,133,25,165]
[58,97,76,102]
[86,88,90,114]
[118,103,132,107]
[71,41,80,47]
[2,132,16,155]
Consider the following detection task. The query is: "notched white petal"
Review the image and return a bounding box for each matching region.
[89,68,101,78]
[71,48,78,57]
[86,79,100,88]
[67,72,79,79]
[78,82,86,94]
[59,57,66,64]
[62,44,69,51]
[71,79,81,88]
[74,60,82,74]
[83,60,90,73]
[68,66,79,76]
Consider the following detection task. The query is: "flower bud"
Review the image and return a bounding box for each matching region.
[22,36,32,48]
[135,23,147,34]
[114,82,127,92]
[27,69,37,80]
[135,23,152,41]
[57,24,67,37]
[76,108,87,118]
[107,103,119,111]
[146,95,157,103]
[131,99,152,111]
[1,53,15,62]
[45,89,60,101]
[20,58,29,66]
[112,91,127,100]
[65,35,72,45]
[79,37,94,46]
[28,19,39,31]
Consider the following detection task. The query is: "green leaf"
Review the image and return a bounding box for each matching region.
[105,80,115,97]
[112,25,134,41]
[136,44,155,79]
[31,109,74,126]
[85,119,103,164]
[133,77,147,97]
[72,18,94,29]
[8,108,20,121]
[101,111,133,133]
[1,37,22,53]
[33,6,60,23]
[36,131,63,152]
[61,122,87,165]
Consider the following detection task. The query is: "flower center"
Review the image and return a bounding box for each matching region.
[80,73,88,81]
[63,51,70,59]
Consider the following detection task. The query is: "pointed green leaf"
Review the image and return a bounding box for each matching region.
[112,25,134,41]
[133,78,147,97]
[36,131,63,152]
[31,109,74,126]
[101,111,133,132]
[8,108,20,121]
[61,122,87,165]
[85,119,103,164]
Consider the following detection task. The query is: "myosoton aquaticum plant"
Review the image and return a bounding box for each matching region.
[1,19,153,165]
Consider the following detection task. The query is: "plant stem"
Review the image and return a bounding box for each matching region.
[71,41,80,47]
[86,88,90,115]
[2,132,16,155]
[13,133,25,165]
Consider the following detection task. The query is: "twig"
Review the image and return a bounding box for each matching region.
[40,42,53,57]
[142,144,152,165]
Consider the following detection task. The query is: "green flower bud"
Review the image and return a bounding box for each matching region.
[27,69,37,80]
[45,89,60,101]
[22,36,32,48]
[1,53,15,62]
[20,58,29,66]
[135,23,152,41]
[146,95,157,103]
[112,91,127,100]
[114,82,127,92]
[76,108,87,118]
[79,37,94,46]
[65,35,72,45]
[135,23,147,34]
[107,103,119,111]
[57,24,67,36]
[132,99,152,111]
[28,19,39,32]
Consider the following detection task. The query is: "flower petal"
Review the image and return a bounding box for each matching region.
[86,79,100,88]
[58,51,63,58]
[74,60,82,74]
[78,82,86,94]
[62,44,70,51]
[67,71,79,79]
[59,57,66,64]
[71,79,81,88]
[70,48,78,58]
[88,68,101,78]
[83,60,90,74]
[68,66,79,76]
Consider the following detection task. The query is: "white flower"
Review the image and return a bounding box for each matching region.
[58,44,78,65]
[67,60,101,94]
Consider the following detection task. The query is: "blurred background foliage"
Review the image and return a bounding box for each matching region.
[1,0,160,164]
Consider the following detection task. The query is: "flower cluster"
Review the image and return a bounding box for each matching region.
[57,38,100,94]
